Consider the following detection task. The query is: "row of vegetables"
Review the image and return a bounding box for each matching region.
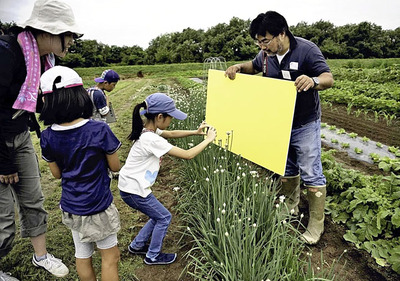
[159,61,400,279]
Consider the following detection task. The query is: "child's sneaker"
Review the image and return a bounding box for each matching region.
[128,244,149,255]
[144,253,177,265]
[32,253,69,277]
[0,271,19,281]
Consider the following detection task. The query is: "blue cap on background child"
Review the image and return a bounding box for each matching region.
[94,69,120,83]
[141,93,187,120]
[41,66,83,94]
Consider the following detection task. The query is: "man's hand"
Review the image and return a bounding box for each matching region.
[294,75,314,92]
[225,65,241,80]
[0,173,19,184]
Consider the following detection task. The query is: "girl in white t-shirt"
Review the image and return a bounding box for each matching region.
[118,93,216,265]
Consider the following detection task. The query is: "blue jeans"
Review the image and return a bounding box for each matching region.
[120,191,171,259]
[285,119,326,187]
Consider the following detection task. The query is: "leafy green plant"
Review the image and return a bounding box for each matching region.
[361,136,370,142]
[354,147,363,154]
[348,132,358,138]
[323,149,400,274]
[341,143,350,149]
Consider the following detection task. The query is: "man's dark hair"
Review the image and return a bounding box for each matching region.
[249,11,289,39]
[39,83,93,125]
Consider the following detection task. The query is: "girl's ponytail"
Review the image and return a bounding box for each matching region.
[128,101,146,141]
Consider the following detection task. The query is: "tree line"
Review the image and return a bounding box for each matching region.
[1,17,399,68]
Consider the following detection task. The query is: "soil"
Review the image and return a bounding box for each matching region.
[321,103,400,148]
[132,103,400,281]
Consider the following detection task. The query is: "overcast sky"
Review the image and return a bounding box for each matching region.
[1,0,399,49]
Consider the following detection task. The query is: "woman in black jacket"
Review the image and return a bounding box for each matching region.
[0,1,82,279]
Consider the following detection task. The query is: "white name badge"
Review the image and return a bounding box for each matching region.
[290,62,299,70]
[282,70,291,80]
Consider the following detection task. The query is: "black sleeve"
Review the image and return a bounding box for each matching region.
[0,36,19,175]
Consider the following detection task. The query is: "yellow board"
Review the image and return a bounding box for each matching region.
[205,69,297,175]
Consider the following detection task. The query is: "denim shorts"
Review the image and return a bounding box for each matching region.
[285,119,326,187]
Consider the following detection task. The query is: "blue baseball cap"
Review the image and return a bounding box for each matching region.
[140,93,187,120]
[94,69,120,83]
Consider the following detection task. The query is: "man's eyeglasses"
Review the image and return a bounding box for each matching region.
[255,36,275,47]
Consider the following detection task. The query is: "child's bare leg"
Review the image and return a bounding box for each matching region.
[76,257,96,281]
[99,246,120,281]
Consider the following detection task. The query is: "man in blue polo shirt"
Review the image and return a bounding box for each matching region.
[225,11,334,245]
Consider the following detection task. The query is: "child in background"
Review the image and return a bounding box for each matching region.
[118,92,216,265]
[39,66,121,281]
[88,69,120,123]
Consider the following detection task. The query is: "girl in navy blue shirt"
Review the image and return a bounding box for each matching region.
[39,66,121,281]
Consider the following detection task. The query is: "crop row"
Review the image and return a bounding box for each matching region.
[321,65,400,117]
[167,80,343,280]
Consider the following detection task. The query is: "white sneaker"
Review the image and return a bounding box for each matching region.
[0,271,19,281]
[32,253,69,277]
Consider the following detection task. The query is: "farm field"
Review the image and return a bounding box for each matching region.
[1,58,399,280]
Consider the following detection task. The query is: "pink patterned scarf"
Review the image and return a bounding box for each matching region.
[12,31,55,114]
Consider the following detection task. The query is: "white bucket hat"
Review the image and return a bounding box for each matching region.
[41,66,83,94]
[18,0,83,38]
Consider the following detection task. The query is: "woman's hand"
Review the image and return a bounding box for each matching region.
[0,173,19,184]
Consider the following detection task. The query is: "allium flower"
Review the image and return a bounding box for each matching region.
[224,232,229,237]
[173,187,180,191]
[250,171,258,177]
[217,218,220,223]
[252,223,257,227]
[275,204,280,208]
[205,177,210,182]
[221,209,226,214]
[279,195,285,203]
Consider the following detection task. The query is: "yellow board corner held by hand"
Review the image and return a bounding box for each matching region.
[205,69,297,175]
